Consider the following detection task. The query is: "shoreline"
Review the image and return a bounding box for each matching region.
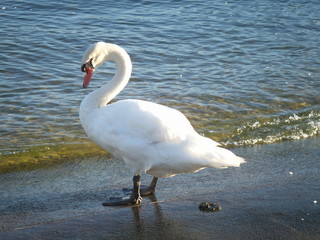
[1,138,320,239]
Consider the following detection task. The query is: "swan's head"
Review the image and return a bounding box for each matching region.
[81,42,109,88]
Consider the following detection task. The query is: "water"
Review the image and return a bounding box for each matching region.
[1,0,319,170]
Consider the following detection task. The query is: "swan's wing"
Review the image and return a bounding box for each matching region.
[98,99,197,143]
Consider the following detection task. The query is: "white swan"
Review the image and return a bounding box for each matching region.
[80,42,245,206]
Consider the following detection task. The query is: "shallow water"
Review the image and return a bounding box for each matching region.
[1,0,319,168]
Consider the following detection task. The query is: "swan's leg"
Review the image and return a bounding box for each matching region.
[123,176,158,196]
[102,175,142,206]
[140,177,158,196]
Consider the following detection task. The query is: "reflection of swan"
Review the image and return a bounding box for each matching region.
[80,42,245,206]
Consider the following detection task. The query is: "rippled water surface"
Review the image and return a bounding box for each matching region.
[1,0,319,168]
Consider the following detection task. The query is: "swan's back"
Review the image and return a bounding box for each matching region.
[92,99,193,140]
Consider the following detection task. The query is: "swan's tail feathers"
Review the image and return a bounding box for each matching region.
[189,136,245,169]
[206,147,246,169]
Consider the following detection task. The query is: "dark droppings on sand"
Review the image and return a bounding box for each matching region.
[199,202,222,212]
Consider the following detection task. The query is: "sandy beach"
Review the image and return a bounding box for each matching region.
[1,137,319,240]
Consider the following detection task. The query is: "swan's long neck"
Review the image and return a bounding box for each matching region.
[80,44,132,121]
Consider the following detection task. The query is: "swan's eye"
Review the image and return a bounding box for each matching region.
[81,58,95,72]
[88,58,94,68]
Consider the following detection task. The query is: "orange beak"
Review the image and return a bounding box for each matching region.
[83,67,94,88]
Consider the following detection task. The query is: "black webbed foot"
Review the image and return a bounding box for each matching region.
[103,194,142,206]
[103,175,143,206]
[103,176,158,206]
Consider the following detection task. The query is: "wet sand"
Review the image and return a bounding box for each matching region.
[1,138,319,239]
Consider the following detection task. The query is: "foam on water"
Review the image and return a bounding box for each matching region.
[224,110,320,146]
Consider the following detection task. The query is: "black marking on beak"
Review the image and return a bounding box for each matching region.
[81,58,94,72]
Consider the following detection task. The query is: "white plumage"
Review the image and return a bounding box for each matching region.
[79,42,245,205]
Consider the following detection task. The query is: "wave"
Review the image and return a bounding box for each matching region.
[223,110,320,146]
